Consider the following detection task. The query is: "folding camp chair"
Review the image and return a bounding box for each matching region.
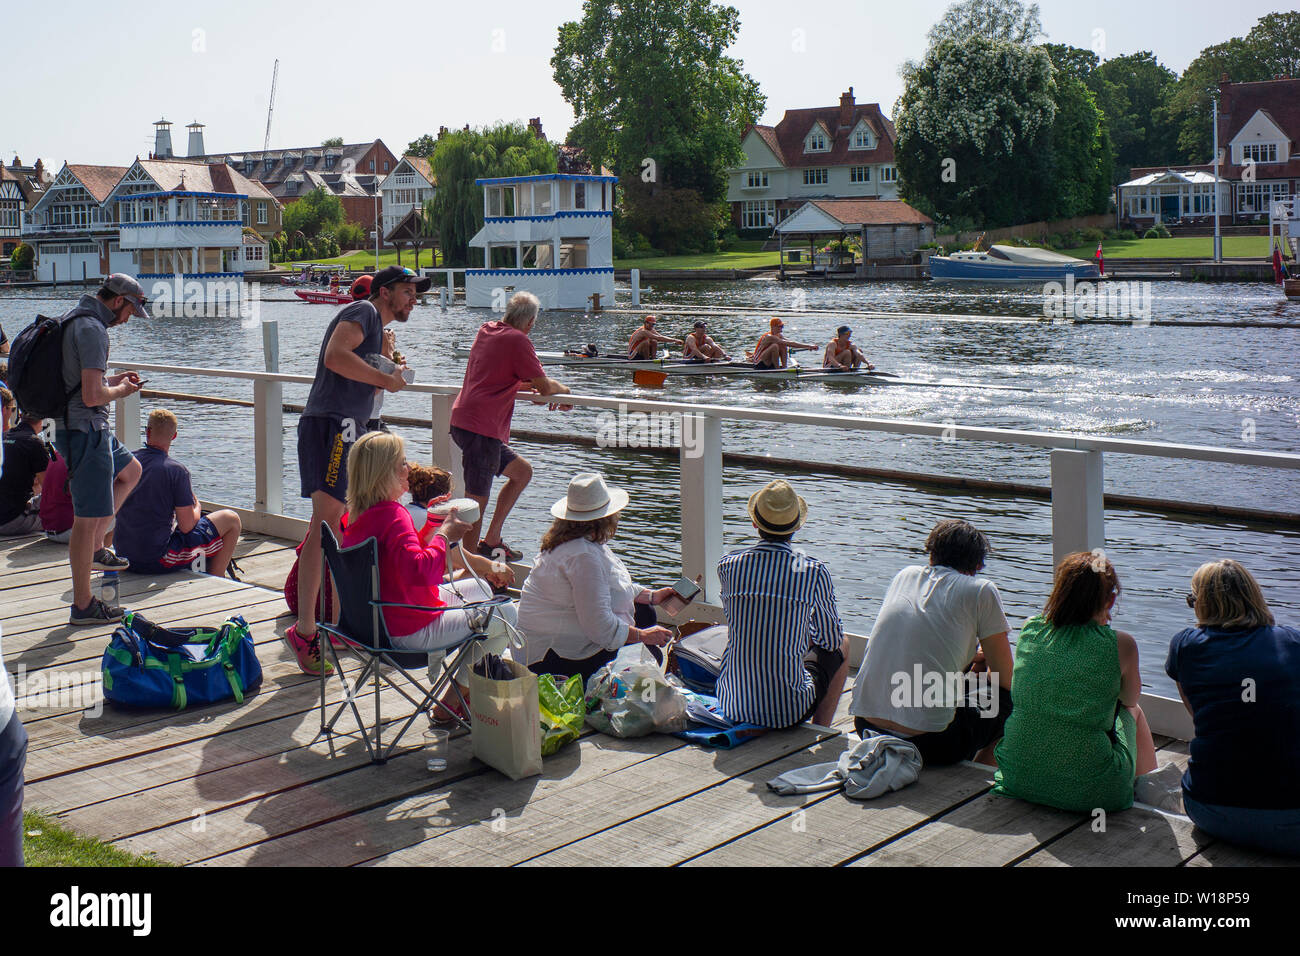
[314,524,510,764]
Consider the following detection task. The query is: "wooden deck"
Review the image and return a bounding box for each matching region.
[2,531,1292,867]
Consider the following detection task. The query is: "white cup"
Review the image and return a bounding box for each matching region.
[429,497,481,525]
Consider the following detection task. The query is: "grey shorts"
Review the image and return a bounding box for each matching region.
[53,428,135,519]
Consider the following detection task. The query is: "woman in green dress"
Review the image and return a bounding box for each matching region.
[993,551,1157,812]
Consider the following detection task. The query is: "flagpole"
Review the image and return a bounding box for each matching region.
[1213,95,1222,263]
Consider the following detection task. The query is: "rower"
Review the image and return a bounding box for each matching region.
[628,314,683,360]
[683,320,730,361]
[823,325,874,371]
[747,318,817,369]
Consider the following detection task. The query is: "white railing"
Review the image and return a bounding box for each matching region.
[110,323,1300,739]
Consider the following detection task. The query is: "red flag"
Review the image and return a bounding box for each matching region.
[1273,246,1285,285]
[1095,241,1104,275]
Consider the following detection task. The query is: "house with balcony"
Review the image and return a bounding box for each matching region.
[727,88,902,234]
[1120,77,1299,227]
[379,155,436,239]
[23,163,129,282]
[466,173,616,309]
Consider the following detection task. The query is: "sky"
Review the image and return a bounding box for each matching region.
[3,0,1290,170]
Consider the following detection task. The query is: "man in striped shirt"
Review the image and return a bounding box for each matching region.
[716,480,849,728]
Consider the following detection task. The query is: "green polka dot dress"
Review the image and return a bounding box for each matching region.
[993,614,1137,812]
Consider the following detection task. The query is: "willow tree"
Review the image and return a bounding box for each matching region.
[428,123,557,266]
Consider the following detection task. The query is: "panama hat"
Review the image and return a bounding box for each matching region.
[747,479,808,535]
[551,473,630,521]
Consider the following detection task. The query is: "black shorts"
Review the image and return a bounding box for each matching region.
[298,415,357,503]
[798,644,846,725]
[855,685,1014,766]
[450,426,519,497]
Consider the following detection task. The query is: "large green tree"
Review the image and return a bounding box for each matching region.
[927,0,1043,45]
[1093,52,1179,176]
[428,123,557,266]
[282,187,344,238]
[552,0,764,253]
[1035,73,1113,218]
[406,134,438,159]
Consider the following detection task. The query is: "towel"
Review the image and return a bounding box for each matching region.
[767,733,923,800]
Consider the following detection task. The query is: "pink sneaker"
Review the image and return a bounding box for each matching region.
[284,624,334,676]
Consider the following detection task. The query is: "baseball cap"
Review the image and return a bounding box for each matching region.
[837,325,852,336]
[371,265,432,294]
[770,317,784,329]
[693,320,706,329]
[349,274,373,300]
[102,273,150,318]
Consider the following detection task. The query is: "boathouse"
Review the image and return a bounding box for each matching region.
[774,198,934,275]
[22,162,129,283]
[465,173,617,309]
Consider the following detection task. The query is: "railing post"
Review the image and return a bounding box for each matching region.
[680,412,723,603]
[113,373,141,448]
[254,320,283,515]
[630,268,640,307]
[431,392,463,496]
[1050,449,1105,568]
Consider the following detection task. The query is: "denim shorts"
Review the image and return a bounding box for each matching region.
[53,428,135,519]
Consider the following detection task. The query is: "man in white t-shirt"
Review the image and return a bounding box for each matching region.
[851,519,1013,766]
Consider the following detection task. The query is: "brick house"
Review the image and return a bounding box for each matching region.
[2,157,48,257]
[726,88,902,234]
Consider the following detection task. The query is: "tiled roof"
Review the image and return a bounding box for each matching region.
[192,141,388,186]
[403,155,434,184]
[66,164,129,202]
[750,125,782,160]
[135,159,276,200]
[747,99,897,169]
[1220,78,1300,148]
[809,199,934,226]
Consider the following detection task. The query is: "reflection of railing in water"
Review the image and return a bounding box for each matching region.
[110,324,1300,740]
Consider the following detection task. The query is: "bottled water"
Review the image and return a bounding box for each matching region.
[100,571,120,605]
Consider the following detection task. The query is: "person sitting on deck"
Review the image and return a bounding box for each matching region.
[850,519,1013,765]
[39,449,74,544]
[404,462,452,528]
[0,391,49,537]
[823,326,874,371]
[682,321,730,361]
[518,473,674,683]
[746,318,817,369]
[715,479,849,729]
[627,315,682,360]
[340,431,516,717]
[113,409,242,578]
[992,551,1158,812]
[1165,559,1300,857]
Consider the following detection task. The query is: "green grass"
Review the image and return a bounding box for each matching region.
[23,810,171,867]
[1057,236,1273,259]
[614,240,780,271]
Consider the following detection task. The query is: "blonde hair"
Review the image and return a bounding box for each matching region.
[346,431,406,522]
[147,408,178,438]
[1191,559,1274,630]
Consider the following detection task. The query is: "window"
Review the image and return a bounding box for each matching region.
[1241,143,1278,164]
[257,202,268,225]
[324,155,337,170]
[370,160,375,171]
[559,238,588,269]
[396,173,415,186]
[851,127,873,149]
[246,161,255,175]
[574,182,586,209]
[741,200,775,229]
[803,168,828,186]
[246,245,264,262]
[746,171,768,188]
[1237,181,1287,213]
[881,166,899,183]
[850,166,871,183]
[264,158,275,172]
[1139,196,1148,214]
[383,161,389,172]
[806,129,827,152]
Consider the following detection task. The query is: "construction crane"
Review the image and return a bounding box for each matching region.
[262,59,279,154]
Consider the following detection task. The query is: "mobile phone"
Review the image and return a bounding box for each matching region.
[660,576,702,616]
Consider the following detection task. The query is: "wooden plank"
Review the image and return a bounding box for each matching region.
[848,790,1085,866]
[1018,807,1209,867]
[0,537,68,571]
[1186,842,1299,867]
[2,573,242,633]
[683,760,994,867]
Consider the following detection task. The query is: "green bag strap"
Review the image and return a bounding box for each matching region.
[166,654,187,710]
[216,638,244,704]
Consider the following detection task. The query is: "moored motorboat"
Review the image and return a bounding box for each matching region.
[294,289,353,304]
[930,244,1101,282]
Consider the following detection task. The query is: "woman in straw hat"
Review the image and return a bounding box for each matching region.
[518,473,677,682]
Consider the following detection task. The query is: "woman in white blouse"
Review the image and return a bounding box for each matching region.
[520,474,675,681]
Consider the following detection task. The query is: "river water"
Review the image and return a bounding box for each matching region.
[3,279,1297,695]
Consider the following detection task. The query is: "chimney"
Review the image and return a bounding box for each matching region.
[529,117,546,141]
[153,118,174,159]
[463,124,470,131]
[438,126,448,138]
[10,156,18,168]
[33,159,44,181]
[839,87,855,129]
[186,121,206,157]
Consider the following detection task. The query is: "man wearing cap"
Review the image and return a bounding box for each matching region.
[627,315,683,360]
[747,318,817,369]
[51,274,147,624]
[823,326,874,370]
[715,479,849,728]
[288,265,426,675]
[682,321,730,362]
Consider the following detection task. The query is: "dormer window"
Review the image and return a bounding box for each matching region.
[806,128,828,152]
[264,158,275,172]
[1241,143,1278,164]
[850,122,875,150]
[305,154,317,167]
[324,155,337,170]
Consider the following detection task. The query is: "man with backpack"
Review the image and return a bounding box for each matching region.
[10,274,147,625]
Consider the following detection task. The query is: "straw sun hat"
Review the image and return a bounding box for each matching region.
[551,473,630,521]
[747,479,808,535]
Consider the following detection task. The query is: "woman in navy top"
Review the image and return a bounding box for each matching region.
[1165,559,1300,857]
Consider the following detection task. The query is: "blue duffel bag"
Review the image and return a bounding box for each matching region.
[102,611,262,710]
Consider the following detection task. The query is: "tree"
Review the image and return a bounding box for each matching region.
[406,134,438,159]
[895,37,1058,227]
[1033,73,1113,218]
[11,242,33,271]
[321,136,344,148]
[552,0,765,253]
[1093,52,1179,176]
[927,0,1044,46]
[282,187,344,239]
[428,123,557,266]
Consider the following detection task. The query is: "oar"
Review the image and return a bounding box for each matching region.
[633,369,668,388]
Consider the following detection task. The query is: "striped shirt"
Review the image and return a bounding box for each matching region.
[715,541,844,728]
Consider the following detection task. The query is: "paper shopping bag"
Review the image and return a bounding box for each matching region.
[470,657,543,780]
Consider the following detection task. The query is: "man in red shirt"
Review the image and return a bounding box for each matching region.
[450,291,569,561]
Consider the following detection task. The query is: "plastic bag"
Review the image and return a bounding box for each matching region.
[538,673,585,757]
[584,645,689,738]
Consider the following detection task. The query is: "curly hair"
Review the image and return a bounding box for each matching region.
[540,514,619,552]
[407,463,451,506]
